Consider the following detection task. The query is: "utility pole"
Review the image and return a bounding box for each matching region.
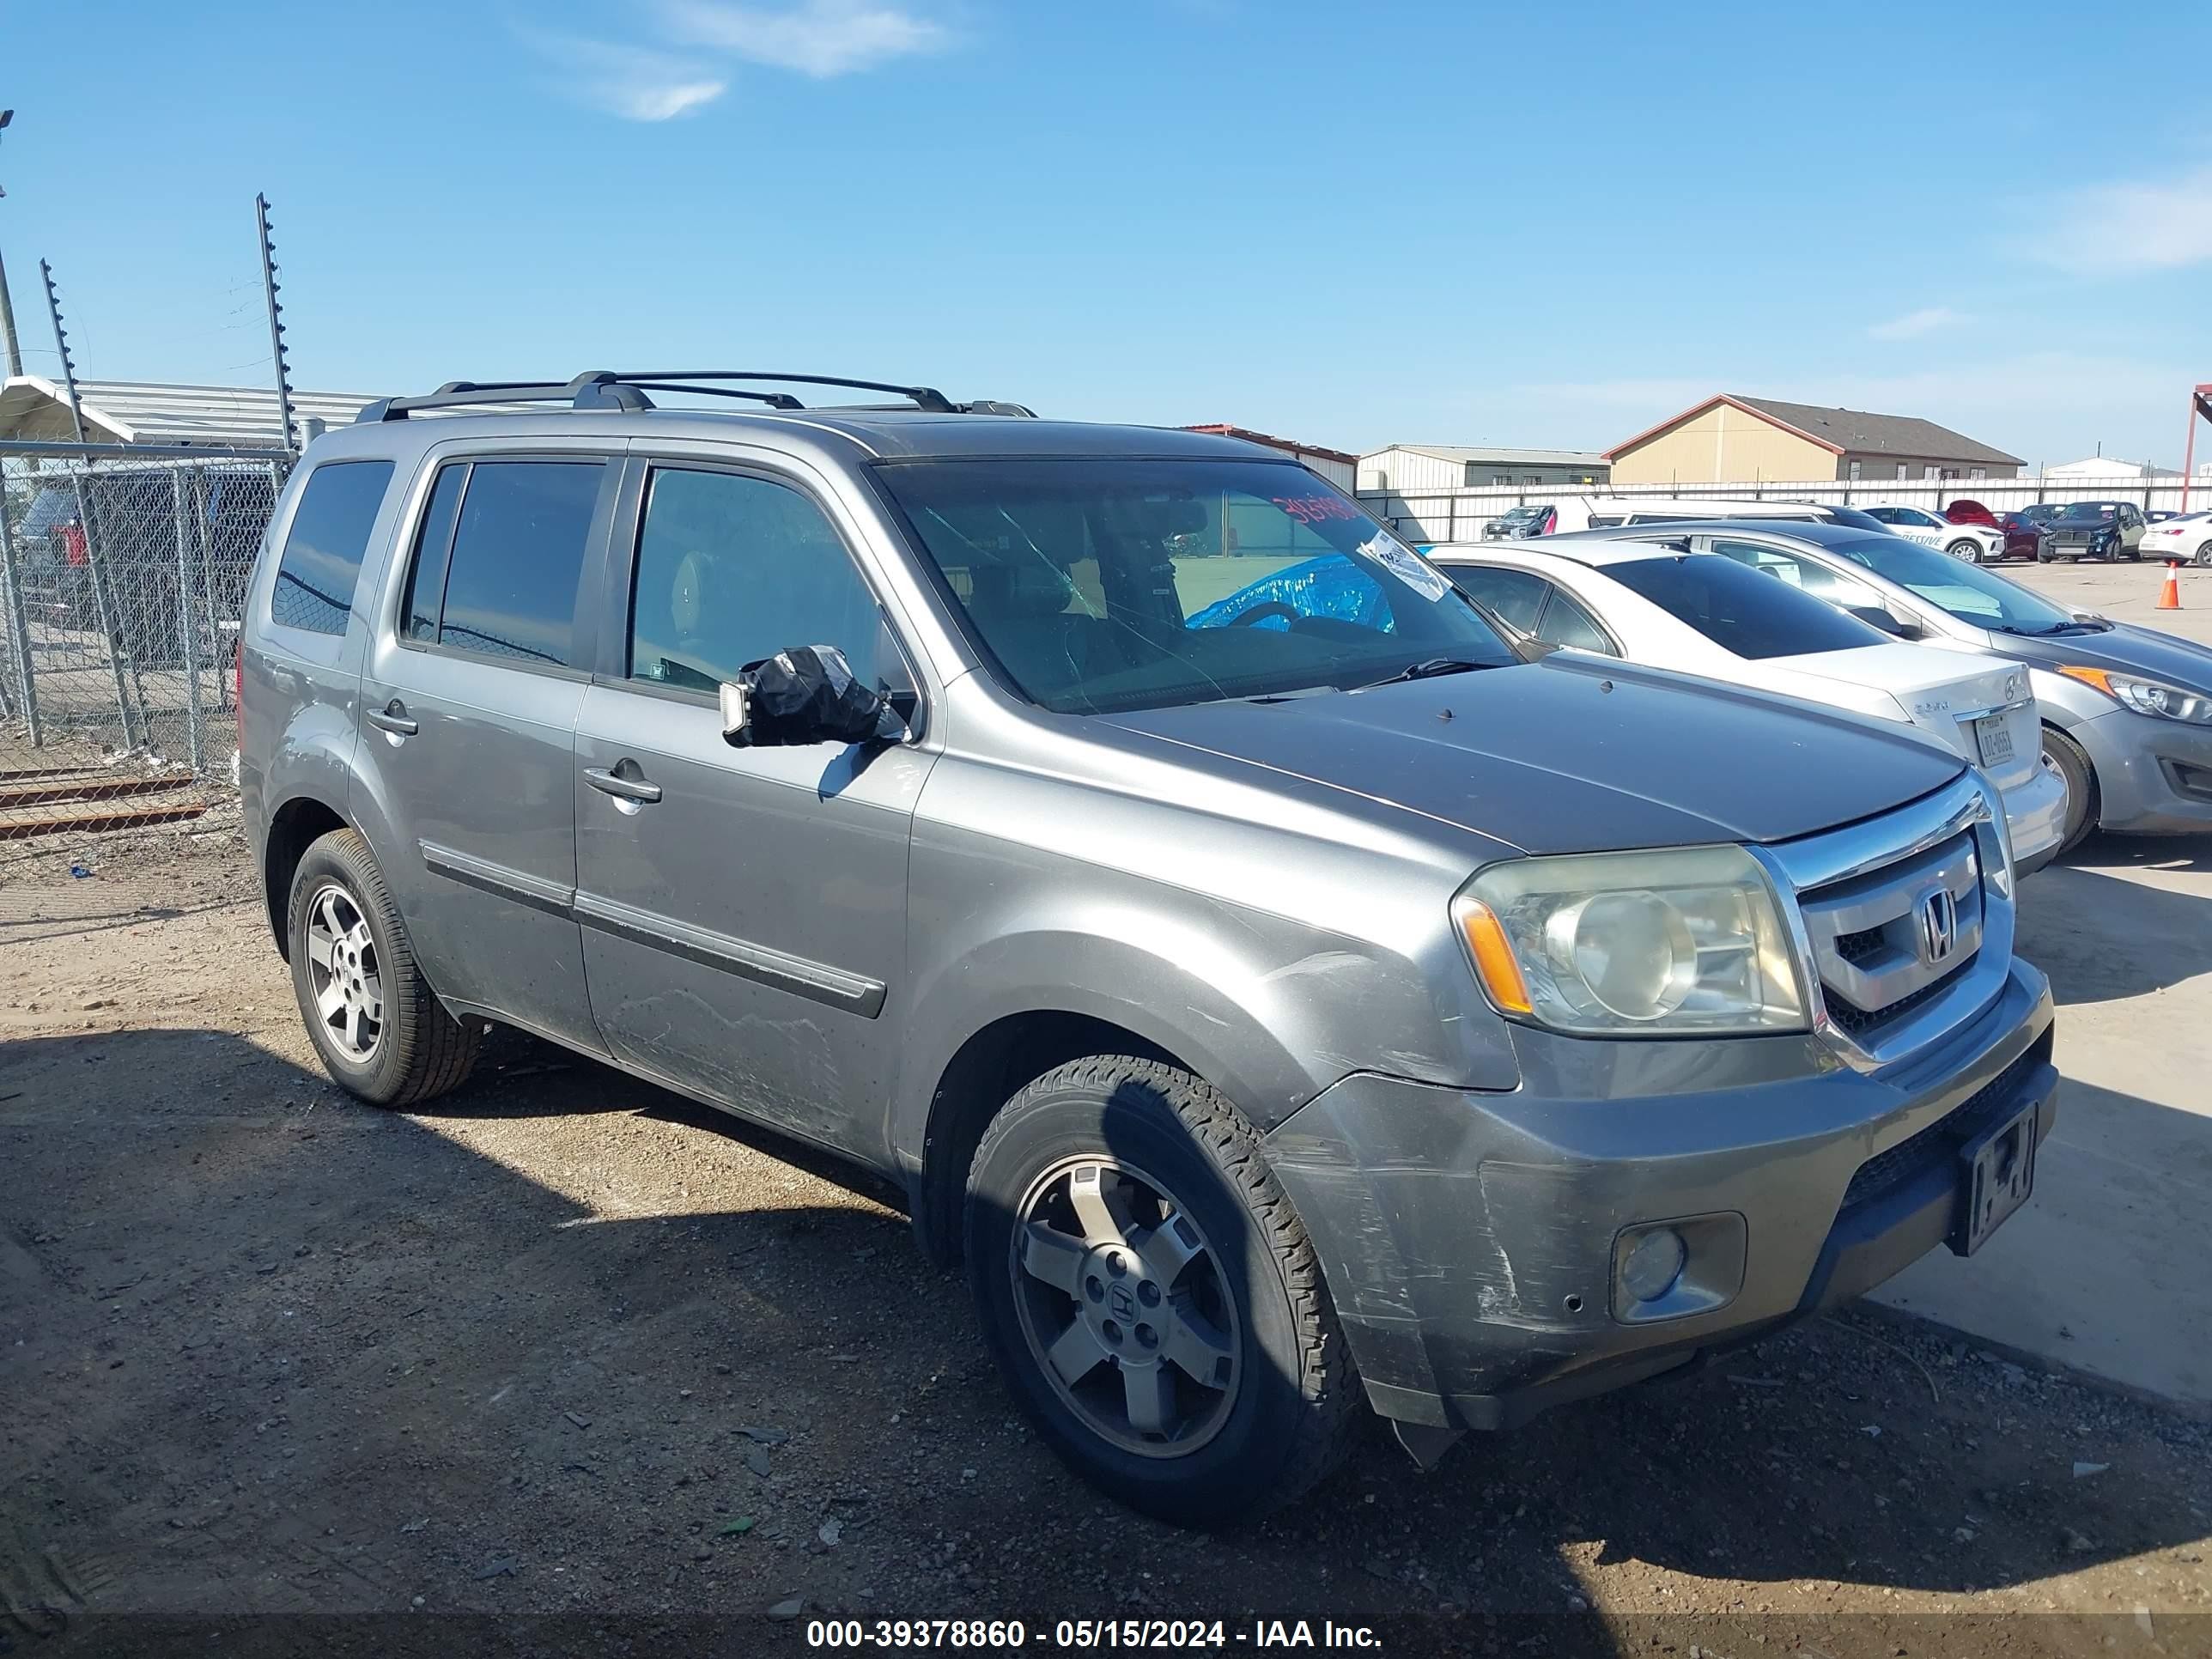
[255,193,297,453]
[0,110,23,376]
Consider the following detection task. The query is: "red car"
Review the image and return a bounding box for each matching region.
[1946,498,2042,561]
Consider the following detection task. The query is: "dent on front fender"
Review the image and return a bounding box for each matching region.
[889,900,1523,1162]
[888,750,1525,1162]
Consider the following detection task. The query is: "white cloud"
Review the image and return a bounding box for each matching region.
[1867,306,1964,342]
[660,0,948,76]
[2029,166,2212,276]
[525,33,727,120]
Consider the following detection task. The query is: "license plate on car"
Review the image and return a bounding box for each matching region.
[1951,1102,2038,1255]
[1972,714,2014,768]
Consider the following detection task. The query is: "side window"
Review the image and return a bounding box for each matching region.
[629,467,884,694]
[1444,564,1546,633]
[401,463,468,642]
[1864,507,1898,524]
[270,460,394,635]
[1711,538,1880,608]
[430,461,604,667]
[1534,588,1615,654]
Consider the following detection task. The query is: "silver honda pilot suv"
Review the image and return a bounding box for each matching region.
[240,372,2057,1526]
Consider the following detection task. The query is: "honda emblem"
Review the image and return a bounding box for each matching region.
[1917,887,1959,965]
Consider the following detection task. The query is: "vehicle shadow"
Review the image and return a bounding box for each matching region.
[2018,850,2212,1004]
[2055,827,2212,877]
[399,1026,910,1215]
[4,1025,2203,1651]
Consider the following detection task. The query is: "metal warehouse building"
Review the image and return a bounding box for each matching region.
[1358,444,1610,494]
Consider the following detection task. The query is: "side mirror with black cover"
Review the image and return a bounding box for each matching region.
[720,644,910,748]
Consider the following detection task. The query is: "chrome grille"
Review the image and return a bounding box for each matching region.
[1757,774,2014,1068]
[1799,831,1983,1032]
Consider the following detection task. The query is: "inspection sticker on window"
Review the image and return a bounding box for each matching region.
[1361,531,1451,602]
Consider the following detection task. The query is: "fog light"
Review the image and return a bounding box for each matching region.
[1620,1226,1686,1304]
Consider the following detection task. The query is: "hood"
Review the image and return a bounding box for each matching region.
[2001,623,2212,693]
[1101,654,1964,857]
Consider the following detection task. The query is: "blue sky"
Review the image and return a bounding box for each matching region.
[3,0,2209,469]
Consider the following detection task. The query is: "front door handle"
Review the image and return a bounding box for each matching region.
[366,700,418,736]
[583,766,663,805]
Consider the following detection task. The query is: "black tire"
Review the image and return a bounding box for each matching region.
[286,827,480,1106]
[1945,538,1982,563]
[2041,726,2098,858]
[2194,541,2212,569]
[964,1057,1358,1527]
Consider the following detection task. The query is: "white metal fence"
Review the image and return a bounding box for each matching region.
[1363,474,2212,544]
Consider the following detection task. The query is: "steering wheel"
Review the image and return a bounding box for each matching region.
[1231,601,1301,628]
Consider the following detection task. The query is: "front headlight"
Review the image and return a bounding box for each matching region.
[1453,845,1808,1036]
[2056,665,2212,724]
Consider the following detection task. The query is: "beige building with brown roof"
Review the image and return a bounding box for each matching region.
[1605,393,2023,486]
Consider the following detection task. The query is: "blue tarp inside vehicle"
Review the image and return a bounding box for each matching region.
[1186,555,1393,631]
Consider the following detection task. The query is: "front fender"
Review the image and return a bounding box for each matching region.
[888,902,1522,1169]
[2026,665,2118,732]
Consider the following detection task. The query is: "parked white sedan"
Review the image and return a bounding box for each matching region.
[2141,512,2212,568]
[1862,504,2007,563]
[1430,541,2068,871]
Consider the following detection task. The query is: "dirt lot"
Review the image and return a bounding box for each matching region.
[3,834,2209,1659]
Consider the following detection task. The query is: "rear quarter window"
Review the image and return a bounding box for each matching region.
[270,460,396,635]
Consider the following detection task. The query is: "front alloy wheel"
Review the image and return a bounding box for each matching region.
[1012,1157,1241,1455]
[1946,538,1982,563]
[963,1057,1358,1526]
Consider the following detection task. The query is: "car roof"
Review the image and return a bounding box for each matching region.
[1430,538,1720,571]
[300,406,1282,468]
[1533,520,1891,557]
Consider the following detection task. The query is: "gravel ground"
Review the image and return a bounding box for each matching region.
[2,844,2208,1659]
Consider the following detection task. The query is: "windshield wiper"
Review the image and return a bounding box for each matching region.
[1992,621,2107,637]
[1351,657,1498,690]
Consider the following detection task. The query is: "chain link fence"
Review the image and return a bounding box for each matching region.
[0,444,290,933]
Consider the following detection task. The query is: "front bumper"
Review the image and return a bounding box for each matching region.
[2070,704,2212,834]
[1262,961,2056,1432]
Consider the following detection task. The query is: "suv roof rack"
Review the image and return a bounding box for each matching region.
[356,370,1035,423]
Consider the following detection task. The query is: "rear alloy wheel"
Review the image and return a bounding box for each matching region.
[287,828,481,1106]
[2041,726,2098,857]
[305,884,384,1065]
[1945,538,1983,563]
[965,1057,1357,1527]
[2195,541,2212,568]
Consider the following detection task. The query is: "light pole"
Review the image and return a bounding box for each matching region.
[0,109,21,377]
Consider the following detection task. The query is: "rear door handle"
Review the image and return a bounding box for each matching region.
[366,701,418,736]
[583,766,663,805]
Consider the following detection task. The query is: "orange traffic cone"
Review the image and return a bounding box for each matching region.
[2159,561,2183,611]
